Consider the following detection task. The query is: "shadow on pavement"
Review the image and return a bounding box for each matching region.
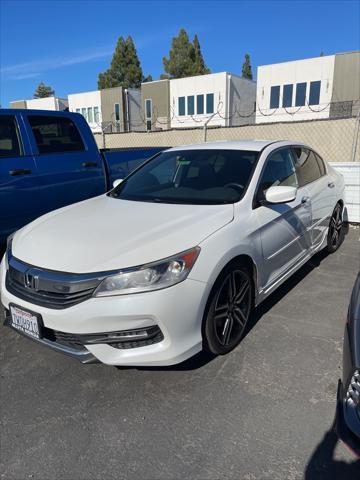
[305,423,360,480]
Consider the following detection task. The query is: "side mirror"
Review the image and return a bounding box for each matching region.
[264,185,297,204]
[113,178,123,189]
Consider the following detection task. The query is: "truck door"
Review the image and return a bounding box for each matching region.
[24,112,106,217]
[0,113,38,240]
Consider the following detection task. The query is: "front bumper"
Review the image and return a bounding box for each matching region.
[336,380,360,457]
[1,259,209,366]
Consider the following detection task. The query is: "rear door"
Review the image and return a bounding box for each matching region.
[0,113,38,240]
[24,112,106,217]
[292,147,333,249]
[255,147,312,289]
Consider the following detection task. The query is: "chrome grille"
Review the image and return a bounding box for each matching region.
[6,255,105,310]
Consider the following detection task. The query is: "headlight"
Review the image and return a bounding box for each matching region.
[4,233,15,270]
[346,370,360,407]
[94,247,200,297]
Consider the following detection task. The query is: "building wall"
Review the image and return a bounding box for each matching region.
[229,76,256,126]
[170,73,228,128]
[100,87,124,132]
[10,100,27,109]
[330,51,360,118]
[141,80,170,130]
[127,89,143,132]
[255,55,336,124]
[68,90,102,133]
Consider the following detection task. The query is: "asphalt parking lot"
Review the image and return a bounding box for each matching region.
[1,227,359,480]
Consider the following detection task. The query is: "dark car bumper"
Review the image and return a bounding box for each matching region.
[336,381,360,457]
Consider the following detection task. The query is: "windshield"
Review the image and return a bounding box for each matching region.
[110,149,259,205]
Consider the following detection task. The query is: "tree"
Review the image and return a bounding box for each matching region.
[162,28,210,79]
[98,36,144,89]
[142,74,153,83]
[33,82,54,98]
[193,34,210,75]
[241,54,253,80]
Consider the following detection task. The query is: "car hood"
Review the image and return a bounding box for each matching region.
[12,195,234,273]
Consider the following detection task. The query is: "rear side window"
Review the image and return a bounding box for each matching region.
[28,115,85,154]
[292,147,321,185]
[0,116,22,158]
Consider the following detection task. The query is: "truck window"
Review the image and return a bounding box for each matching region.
[0,116,22,158]
[28,115,85,154]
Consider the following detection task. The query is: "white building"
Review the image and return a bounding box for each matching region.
[256,52,360,123]
[170,72,256,129]
[10,96,68,111]
[68,90,102,133]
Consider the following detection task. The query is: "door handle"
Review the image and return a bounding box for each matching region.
[328,181,335,188]
[9,169,32,176]
[301,196,310,204]
[82,161,98,168]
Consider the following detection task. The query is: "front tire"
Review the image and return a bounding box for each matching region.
[203,262,253,355]
[327,203,344,253]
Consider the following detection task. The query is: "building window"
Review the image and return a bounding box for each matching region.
[309,81,321,105]
[187,96,195,115]
[197,95,204,114]
[81,108,87,120]
[87,107,94,123]
[93,106,100,123]
[145,99,152,131]
[178,97,185,116]
[295,83,306,107]
[114,103,121,122]
[282,84,293,108]
[76,108,81,114]
[270,86,280,109]
[206,93,214,114]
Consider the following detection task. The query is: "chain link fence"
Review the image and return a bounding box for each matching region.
[94,113,359,164]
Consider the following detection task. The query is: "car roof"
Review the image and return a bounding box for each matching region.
[166,140,305,153]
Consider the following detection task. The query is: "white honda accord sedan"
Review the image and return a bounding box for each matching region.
[1,140,345,366]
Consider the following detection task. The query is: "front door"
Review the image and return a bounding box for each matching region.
[255,147,312,289]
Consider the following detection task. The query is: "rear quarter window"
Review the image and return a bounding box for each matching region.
[28,115,85,154]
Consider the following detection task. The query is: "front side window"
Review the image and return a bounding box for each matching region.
[111,149,259,205]
[295,83,306,107]
[270,86,280,109]
[259,148,298,195]
[282,84,293,108]
[309,81,321,105]
[187,96,195,115]
[178,97,185,116]
[292,147,321,185]
[0,115,22,158]
[28,115,85,154]
[315,153,326,176]
[197,94,204,114]
[206,93,214,114]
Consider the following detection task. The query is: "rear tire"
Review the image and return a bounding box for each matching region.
[203,262,253,355]
[326,203,344,253]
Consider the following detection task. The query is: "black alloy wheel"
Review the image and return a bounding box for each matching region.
[327,203,344,253]
[204,263,253,355]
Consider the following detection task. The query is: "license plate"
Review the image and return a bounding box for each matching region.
[9,305,40,339]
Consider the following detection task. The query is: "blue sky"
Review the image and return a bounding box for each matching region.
[0,0,359,107]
